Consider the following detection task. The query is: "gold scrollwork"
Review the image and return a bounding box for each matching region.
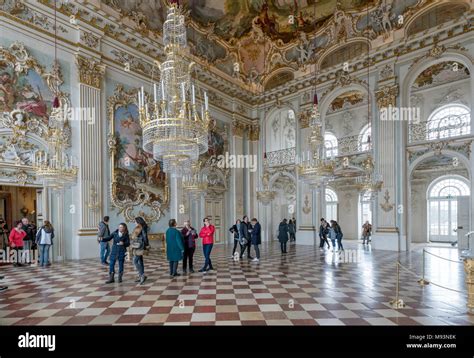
[107,85,169,223]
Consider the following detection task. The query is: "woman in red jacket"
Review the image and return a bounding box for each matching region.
[9,221,26,267]
[198,217,215,273]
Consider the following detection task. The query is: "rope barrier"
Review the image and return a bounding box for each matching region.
[423,249,463,264]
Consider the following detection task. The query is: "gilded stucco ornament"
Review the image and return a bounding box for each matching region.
[107,85,169,223]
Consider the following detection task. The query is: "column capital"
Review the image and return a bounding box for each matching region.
[232,119,246,137]
[75,55,105,89]
[247,123,260,141]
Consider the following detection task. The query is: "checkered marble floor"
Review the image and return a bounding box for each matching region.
[0,241,472,326]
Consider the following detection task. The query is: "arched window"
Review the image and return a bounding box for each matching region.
[325,187,338,222]
[427,176,470,243]
[358,124,371,152]
[426,104,470,140]
[324,132,338,158]
[358,191,373,233]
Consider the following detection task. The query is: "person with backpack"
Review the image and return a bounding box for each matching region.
[104,223,130,284]
[35,220,54,267]
[229,219,242,258]
[181,220,198,273]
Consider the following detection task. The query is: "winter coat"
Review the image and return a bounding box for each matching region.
[288,222,296,235]
[102,230,130,256]
[130,225,146,256]
[9,229,26,248]
[229,225,240,240]
[98,221,110,239]
[319,224,329,238]
[239,221,251,241]
[35,226,55,245]
[278,222,289,243]
[334,224,343,240]
[362,223,372,236]
[250,222,262,245]
[199,225,215,245]
[21,224,35,241]
[328,227,337,240]
[166,227,184,261]
[181,226,198,249]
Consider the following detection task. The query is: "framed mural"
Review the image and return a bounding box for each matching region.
[107,85,169,223]
[0,41,70,185]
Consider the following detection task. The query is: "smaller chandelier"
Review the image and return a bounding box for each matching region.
[33,127,77,190]
[297,99,336,187]
[256,171,276,205]
[356,155,383,200]
[182,163,208,195]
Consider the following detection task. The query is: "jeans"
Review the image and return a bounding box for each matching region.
[22,240,32,263]
[331,239,336,249]
[169,261,178,275]
[183,246,195,271]
[337,234,344,251]
[253,244,260,259]
[290,233,295,241]
[240,241,252,258]
[38,244,51,266]
[100,241,110,264]
[202,243,213,270]
[109,248,126,274]
[362,235,370,244]
[280,242,287,253]
[133,255,144,276]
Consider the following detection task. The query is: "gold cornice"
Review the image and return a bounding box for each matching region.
[76,55,106,89]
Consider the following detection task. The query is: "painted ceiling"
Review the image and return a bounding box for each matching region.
[99,0,463,91]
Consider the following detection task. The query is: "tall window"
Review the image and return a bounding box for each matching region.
[325,188,338,222]
[324,132,338,158]
[359,192,373,234]
[428,176,470,243]
[358,124,371,152]
[426,104,470,140]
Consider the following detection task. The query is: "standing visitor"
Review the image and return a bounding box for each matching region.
[21,218,35,265]
[229,219,242,258]
[0,218,9,251]
[239,216,253,260]
[198,217,215,272]
[278,219,289,254]
[328,221,337,251]
[288,219,296,242]
[181,220,197,273]
[9,221,26,267]
[104,223,130,284]
[166,219,184,277]
[130,217,149,285]
[319,218,330,250]
[98,216,111,266]
[250,218,261,262]
[35,220,54,267]
[334,220,344,251]
[362,221,372,245]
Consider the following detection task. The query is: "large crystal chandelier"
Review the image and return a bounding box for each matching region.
[138,3,210,178]
[33,126,78,190]
[297,95,336,187]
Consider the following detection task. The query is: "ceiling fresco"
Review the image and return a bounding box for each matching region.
[99,0,448,91]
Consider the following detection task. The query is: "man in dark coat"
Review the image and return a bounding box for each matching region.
[239,215,253,260]
[250,218,261,262]
[278,219,289,254]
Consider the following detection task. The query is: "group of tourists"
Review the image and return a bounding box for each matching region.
[229,216,262,262]
[318,218,344,252]
[277,218,296,253]
[97,215,217,284]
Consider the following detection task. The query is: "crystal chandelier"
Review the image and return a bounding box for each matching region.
[33,126,78,190]
[356,155,383,200]
[138,3,210,178]
[297,96,336,187]
[256,171,276,205]
[182,162,208,196]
